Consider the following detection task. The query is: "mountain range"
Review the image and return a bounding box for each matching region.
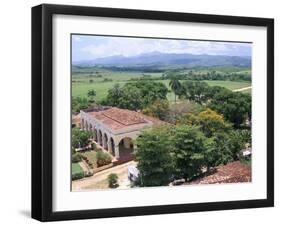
[73,51,251,68]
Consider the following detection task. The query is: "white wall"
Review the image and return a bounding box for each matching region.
[0,0,279,225]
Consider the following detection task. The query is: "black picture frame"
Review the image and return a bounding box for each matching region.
[32,3,274,222]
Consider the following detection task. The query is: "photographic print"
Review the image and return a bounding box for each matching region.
[71,35,252,191]
[32,4,273,221]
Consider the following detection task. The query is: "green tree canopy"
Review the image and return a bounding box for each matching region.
[105,81,168,110]
[171,125,207,181]
[72,128,92,148]
[180,81,210,104]
[106,83,124,107]
[72,97,91,114]
[206,129,245,167]
[136,126,174,187]
[208,90,251,128]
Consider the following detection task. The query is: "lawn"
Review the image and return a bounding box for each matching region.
[72,163,84,174]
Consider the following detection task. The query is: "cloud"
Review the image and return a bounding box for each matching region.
[73,36,81,42]
[73,35,251,60]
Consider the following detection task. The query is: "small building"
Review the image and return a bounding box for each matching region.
[80,107,166,160]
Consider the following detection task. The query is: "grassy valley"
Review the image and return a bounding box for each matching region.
[72,66,251,102]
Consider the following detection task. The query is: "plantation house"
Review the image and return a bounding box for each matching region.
[80,107,165,160]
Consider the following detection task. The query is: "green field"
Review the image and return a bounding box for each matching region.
[72,70,251,102]
[72,163,84,174]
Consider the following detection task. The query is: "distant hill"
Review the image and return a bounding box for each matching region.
[73,51,251,69]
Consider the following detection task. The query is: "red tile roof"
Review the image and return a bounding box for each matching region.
[186,161,251,185]
[87,107,166,131]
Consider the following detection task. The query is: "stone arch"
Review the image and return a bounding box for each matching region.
[118,137,134,160]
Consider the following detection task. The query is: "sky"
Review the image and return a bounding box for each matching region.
[72,35,252,62]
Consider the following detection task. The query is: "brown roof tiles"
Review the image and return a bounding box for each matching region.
[87,107,166,131]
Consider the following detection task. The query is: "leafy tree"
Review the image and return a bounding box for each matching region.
[228,129,247,159]
[106,83,123,107]
[180,81,210,104]
[169,78,182,104]
[72,128,92,148]
[205,86,228,99]
[207,132,233,166]
[142,99,169,120]
[118,85,143,110]
[171,125,207,181]
[72,97,90,113]
[105,81,168,110]
[136,126,174,186]
[87,89,96,97]
[209,90,251,128]
[180,108,230,137]
[206,129,246,167]
[129,81,168,107]
[87,89,96,103]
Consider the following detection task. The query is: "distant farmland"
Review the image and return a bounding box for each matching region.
[72,70,251,102]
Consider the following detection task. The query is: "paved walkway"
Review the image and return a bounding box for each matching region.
[72,161,137,191]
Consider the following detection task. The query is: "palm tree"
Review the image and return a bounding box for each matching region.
[169,78,181,104]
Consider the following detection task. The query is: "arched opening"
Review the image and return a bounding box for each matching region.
[109,137,115,156]
[97,130,103,146]
[93,128,98,142]
[103,133,109,150]
[85,121,89,131]
[118,137,134,160]
[89,124,93,138]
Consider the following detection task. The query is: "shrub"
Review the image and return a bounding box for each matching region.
[85,172,94,177]
[88,162,94,168]
[91,143,97,150]
[96,150,112,167]
[107,173,118,188]
[72,153,82,163]
[72,171,85,180]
